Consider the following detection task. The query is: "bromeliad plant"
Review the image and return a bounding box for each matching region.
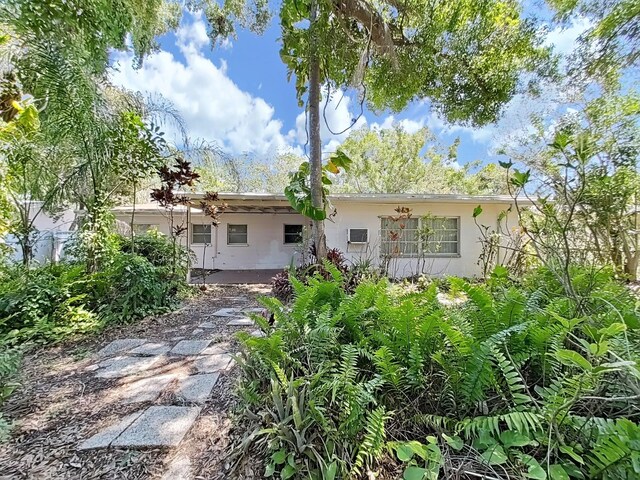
[235,265,640,479]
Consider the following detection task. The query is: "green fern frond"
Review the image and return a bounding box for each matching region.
[587,418,640,477]
[458,410,543,438]
[491,345,532,407]
[351,406,390,477]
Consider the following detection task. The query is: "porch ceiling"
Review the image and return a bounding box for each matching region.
[223,205,297,214]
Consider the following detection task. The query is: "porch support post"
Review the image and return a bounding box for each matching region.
[186,203,191,284]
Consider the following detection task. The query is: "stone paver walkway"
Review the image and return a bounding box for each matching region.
[77,301,261,452]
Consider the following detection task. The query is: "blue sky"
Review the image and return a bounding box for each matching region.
[110,8,591,169]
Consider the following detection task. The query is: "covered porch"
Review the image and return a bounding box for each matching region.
[189,269,281,284]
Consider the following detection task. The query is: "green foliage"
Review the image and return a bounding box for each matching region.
[0,232,188,344]
[285,151,352,220]
[237,266,640,478]
[0,342,21,441]
[335,126,509,195]
[547,0,639,84]
[279,0,551,126]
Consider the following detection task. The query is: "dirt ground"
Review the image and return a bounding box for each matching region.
[0,284,270,480]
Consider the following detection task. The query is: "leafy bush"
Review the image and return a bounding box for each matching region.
[92,252,176,323]
[0,342,21,441]
[237,265,640,479]
[119,229,193,277]
[0,263,98,343]
[0,240,188,344]
[271,248,378,301]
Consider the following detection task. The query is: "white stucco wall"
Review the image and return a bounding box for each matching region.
[192,212,308,270]
[327,200,510,278]
[116,199,515,277]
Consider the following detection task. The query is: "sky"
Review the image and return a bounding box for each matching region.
[109,8,592,169]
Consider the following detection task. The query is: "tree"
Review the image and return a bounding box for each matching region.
[334,125,510,194]
[277,0,551,258]
[502,91,640,286]
[195,150,304,193]
[547,0,640,85]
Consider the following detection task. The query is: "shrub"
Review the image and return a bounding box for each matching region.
[119,230,193,277]
[237,265,640,479]
[0,342,21,441]
[270,248,376,301]
[0,263,99,343]
[92,252,176,323]
[0,242,188,344]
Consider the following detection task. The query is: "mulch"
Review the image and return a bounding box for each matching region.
[0,284,270,480]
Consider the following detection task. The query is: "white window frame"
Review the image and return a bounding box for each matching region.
[227,224,248,246]
[192,224,212,245]
[380,216,460,258]
[283,224,304,245]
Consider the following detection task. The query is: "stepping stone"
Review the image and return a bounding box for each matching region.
[129,342,171,356]
[250,329,266,338]
[243,307,265,314]
[194,354,234,373]
[117,374,177,404]
[176,373,220,403]
[198,321,216,329]
[78,411,143,450]
[201,342,232,355]
[95,356,162,379]
[97,339,147,358]
[211,308,240,317]
[111,406,201,447]
[227,317,254,326]
[191,328,204,335]
[170,336,186,341]
[170,340,211,356]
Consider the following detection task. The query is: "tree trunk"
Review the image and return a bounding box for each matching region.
[308,0,327,260]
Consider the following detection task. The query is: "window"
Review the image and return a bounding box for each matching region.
[422,217,459,255]
[381,217,420,256]
[227,224,248,245]
[380,216,459,257]
[133,224,157,235]
[192,224,212,244]
[284,224,303,244]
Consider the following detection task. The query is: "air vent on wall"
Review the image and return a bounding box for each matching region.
[348,228,369,244]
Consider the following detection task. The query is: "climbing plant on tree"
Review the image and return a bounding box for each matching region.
[276,0,552,258]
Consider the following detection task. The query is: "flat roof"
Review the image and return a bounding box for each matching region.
[111,192,526,214]
[184,192,522,204]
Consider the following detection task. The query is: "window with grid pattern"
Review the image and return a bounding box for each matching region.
[380,217,420,257]
[192,224,212,244]
[380,216,459,257]
[422,217,459,255]
[227,224,248,245]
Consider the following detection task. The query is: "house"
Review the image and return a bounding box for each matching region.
[3,200,75,264]
[112,193,520,278]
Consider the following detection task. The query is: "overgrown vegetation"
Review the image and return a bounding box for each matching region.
[0,231,190,345]
[238,265,640,479]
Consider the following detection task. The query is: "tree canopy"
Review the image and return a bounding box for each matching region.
[334,125,508,194]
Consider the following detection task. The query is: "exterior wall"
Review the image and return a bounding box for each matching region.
[191,212,308,270]
[326,201,511,278]
[116,200,515,277]
[4,202,76,264]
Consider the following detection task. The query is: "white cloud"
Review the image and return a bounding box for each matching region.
[545,17,592,56]
[294,87,367,149]
[371,115,425,134]
[110,16,293,157]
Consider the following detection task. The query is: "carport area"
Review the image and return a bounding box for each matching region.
[190,269,280,285]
